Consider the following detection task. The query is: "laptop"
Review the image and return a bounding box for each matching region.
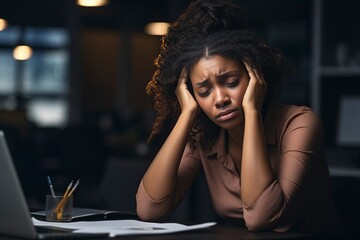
[0,130,108,239]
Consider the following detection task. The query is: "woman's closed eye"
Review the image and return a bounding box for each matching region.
[195,78,240,97]
[197,87,211,97]
[224,77,240,87]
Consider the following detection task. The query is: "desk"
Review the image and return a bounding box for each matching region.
[0,224,317,240]
[117,225,316,240]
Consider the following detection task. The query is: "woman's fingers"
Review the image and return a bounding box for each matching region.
[176,68,188,99]
[242,61,267,112]
[177,68,188,88]
[175,68,199,114]
[243,61,264,83]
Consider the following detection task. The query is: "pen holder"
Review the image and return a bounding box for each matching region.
[45,195,73,222]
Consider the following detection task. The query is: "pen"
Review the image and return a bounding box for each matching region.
[47,176,56,197]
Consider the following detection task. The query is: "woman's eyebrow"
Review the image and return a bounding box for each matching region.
[194,71,241,87]
[194,79,209,88]
[216,71,241,81]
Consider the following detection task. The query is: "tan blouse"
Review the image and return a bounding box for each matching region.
[136,103,344,235]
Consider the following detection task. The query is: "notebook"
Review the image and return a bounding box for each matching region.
[31,207,138,222]
[0,130,108,239]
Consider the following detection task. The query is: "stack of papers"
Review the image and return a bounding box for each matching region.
[32,218,216,237]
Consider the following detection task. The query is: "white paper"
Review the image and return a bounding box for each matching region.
[32,218,216,237]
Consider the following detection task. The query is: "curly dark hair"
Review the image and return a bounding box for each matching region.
[146,0,293,150]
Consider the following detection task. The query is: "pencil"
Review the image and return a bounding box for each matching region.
[47,176,56,197]
[54,180,73,212]
[67,179,80,197]
[54,179,79,219]
[63,180,73,197]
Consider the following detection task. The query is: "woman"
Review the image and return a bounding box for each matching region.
[136,0,344,236]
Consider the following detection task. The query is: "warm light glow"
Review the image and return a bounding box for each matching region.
[145,22,170,36]
[13,45,33,61]
[28,100,68,127]
[77,0,109,7]
[0,18,8,31]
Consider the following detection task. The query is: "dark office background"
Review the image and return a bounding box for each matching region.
[0,0,359,223]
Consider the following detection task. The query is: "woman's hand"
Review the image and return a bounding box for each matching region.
[242,61,267,114]
[175,68,199,115]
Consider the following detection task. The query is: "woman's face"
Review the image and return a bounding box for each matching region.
[189,55,249,130]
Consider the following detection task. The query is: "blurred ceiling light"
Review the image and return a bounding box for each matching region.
[145,22,170,36]
[13,45,33,61]
[0,18,8,31]
[77,0,109,7]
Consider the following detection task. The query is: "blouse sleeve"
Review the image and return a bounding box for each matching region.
[242,108,326,231]
[136,144,202,221]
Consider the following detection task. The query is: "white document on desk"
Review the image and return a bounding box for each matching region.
[32,218,216,237]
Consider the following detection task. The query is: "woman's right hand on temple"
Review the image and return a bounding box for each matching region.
[175,68,200,115]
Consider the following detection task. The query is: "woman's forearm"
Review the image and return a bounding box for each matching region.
[142,110,197,201]
[241,110,273,206]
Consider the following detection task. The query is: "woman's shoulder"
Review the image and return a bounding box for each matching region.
[267,102,323,131]
[265,103,324,147]
[274,102,320,121]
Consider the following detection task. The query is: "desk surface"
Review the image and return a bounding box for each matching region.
[0,224,317,240]
[118,225,316,240]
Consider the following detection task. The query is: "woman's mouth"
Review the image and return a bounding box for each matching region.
[216,109,238,122]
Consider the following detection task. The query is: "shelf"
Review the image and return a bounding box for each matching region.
[329,167,360,177]
[311,0,360,167]
[319,67,360,76]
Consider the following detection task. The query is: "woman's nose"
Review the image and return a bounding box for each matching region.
[214,87,230,108]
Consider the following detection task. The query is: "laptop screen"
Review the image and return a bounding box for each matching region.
[0,130,38,239]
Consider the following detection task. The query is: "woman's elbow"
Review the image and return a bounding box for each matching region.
[244,210,281,232]
[136,204,163,222]
[136,208,157,222]
[136,200,171,222]
[245,218,271,232]
[136,199,161,221]
[244,211,290,232]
